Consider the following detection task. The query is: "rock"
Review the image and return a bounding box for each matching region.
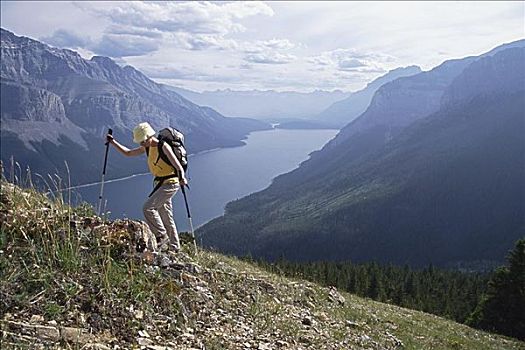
[258,342,271,349]
[276,340,288,347]
[346,320,361,328]
[159,255,172,268]
[184,263,201,274]
[30,315,45,323]
[302,316,314,326]
[181,272,198,286]
[386,331,404,347]
[142,251,156,264]
[134,309,144,320]
[35,324,60,341]
[60,326,91,343]
[328,286,345,305]
[139,330,151,338]
[83,344,112,350]
[137,337,154,346]
[171,262,186,270]
[147,346,174,350]
[87,313,103,331]
[314,311,328,322]
[360,335,371,342]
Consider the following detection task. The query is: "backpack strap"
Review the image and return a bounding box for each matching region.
[156,138,184,171]
[156,138,175,166]
[155,139,164,165]
[148,174,179,197]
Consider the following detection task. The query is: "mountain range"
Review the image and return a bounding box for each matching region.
[168,67,422,129]
[0,28,269,184]
[168,86,350,121]
[198,41,525,268]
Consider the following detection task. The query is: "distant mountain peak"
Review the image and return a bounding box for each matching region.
[366,65,422,89]
[314,65,422,127]
[90,55,119,67]
[481,38,525,57]
[169,86,351,119]
[1,27,40,49]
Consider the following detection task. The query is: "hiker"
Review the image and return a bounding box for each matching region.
[105,122,188,252]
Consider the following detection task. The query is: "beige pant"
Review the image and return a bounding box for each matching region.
[143,182,180,250]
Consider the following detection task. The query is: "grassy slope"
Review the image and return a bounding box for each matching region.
[0,180,523,349]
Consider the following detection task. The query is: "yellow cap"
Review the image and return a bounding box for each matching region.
[133,122,156,144]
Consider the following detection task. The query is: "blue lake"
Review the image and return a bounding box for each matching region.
[72,128,338,231]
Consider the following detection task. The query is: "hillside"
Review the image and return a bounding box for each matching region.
[1,181,523,349]
[198,45,525,267]
[0,28,269,184]
[313,66,422,128]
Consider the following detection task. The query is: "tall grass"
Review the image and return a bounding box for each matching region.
[1,162,81,272]
[1,160,184,343]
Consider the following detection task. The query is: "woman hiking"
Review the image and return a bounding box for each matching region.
[106,122,188,252]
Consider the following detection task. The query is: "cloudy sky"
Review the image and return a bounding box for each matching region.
[1,1,523,92]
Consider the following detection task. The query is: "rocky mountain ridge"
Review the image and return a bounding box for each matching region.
[1,28,268,184]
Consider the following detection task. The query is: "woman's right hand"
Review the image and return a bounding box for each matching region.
[106,133,114,144]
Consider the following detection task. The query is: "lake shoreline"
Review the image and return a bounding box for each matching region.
[72,128,338,229]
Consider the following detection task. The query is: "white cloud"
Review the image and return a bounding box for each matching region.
[169,32,232,51]
[338,58,367,70]
[41,28,160,58]
[79,1,272,36]
[244,52,296,64]
[239,38,297,65]
[106,25,163,39]
[92,34,160,58]
[241,38,296,53]
[258,38,295,51]
[41,29,89,49]
[40,2,277,57]
[308,48,393,74]
[74,1,276,55]
[1,1,523,91]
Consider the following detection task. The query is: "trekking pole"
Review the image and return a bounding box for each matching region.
[180,184,197,253]
[98,128,112,217]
